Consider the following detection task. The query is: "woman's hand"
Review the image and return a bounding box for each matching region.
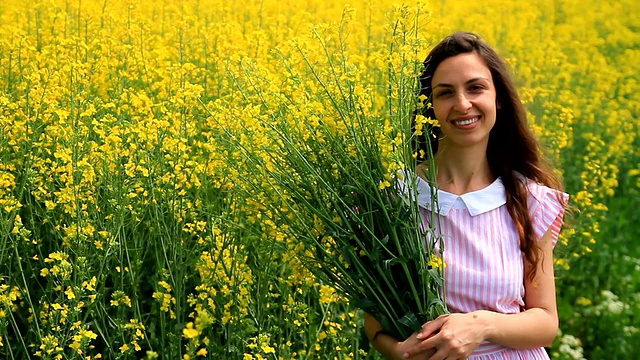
[395,332,436,360]
[402,312,488,360]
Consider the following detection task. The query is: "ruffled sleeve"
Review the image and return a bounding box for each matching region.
[527,181,569,247]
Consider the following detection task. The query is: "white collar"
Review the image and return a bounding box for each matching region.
[414,175,507,216]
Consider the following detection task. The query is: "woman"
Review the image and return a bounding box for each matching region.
[364,32,569,360]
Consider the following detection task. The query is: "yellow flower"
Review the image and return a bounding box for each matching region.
[158,281,172,292]
[65,286,76,300]
[319,285,337,305]
[82,329,98,340]
[196,348,208,356]
[261,344,276,354]
[183,322,199,339]
[427,254,446,269]
[69,341,81,351]
[576,297,592,306]
[378,180,391,190]
[45,200,57,210]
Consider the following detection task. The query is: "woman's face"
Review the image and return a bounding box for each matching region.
[431,52,498,151]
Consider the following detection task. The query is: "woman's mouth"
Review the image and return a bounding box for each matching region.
[452,116,480,126]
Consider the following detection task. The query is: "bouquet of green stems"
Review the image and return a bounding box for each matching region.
[214,5,448,340]
[254,122,448,341]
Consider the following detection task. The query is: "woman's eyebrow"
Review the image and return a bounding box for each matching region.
[433,77,490,89]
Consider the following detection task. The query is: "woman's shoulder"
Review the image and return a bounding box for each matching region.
[515,173,570,244]
[518,174,568,200]
[514,173,569,214]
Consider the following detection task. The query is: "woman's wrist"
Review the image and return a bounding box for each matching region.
[472,310,497,342]
[372,328,390,342]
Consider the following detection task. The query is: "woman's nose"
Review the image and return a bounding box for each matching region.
[454,93,472,112]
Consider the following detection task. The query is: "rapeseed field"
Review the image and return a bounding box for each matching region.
[0,0,638,359]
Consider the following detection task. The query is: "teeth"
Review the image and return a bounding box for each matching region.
[455,116,479,126]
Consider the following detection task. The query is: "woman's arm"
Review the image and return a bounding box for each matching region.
[402,227,559,359]
[364,313,400,359]
[364,313,434,360]
[475,225,559,348]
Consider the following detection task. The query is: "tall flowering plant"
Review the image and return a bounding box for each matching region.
[213,4,447,340]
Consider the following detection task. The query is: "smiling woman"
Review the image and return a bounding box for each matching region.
[364,32,570,360]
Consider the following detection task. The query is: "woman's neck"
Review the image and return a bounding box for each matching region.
[433,147,495,195]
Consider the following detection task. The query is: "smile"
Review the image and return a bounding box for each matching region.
[452,116,480,126]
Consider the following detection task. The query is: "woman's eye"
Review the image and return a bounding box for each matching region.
[435,90,451,97]
[469,84,485,92]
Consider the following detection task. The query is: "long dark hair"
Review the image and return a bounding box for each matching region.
[415,32,566,281]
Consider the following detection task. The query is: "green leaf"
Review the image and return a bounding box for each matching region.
[382,257,404,270]
[397,311,423,332]
[354,297,377,311]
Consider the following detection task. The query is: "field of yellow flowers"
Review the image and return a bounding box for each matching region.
[0,0,638,359]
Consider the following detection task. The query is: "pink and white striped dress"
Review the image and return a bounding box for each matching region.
[414,174,568,360]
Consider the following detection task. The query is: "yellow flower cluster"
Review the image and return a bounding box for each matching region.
[0,284,22,332]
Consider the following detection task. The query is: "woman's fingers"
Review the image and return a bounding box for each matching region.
[405,314,476,360]
[403,332,439,358]
[416,314,448,340]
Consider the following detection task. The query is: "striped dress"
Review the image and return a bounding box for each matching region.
[414,174,568,360]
